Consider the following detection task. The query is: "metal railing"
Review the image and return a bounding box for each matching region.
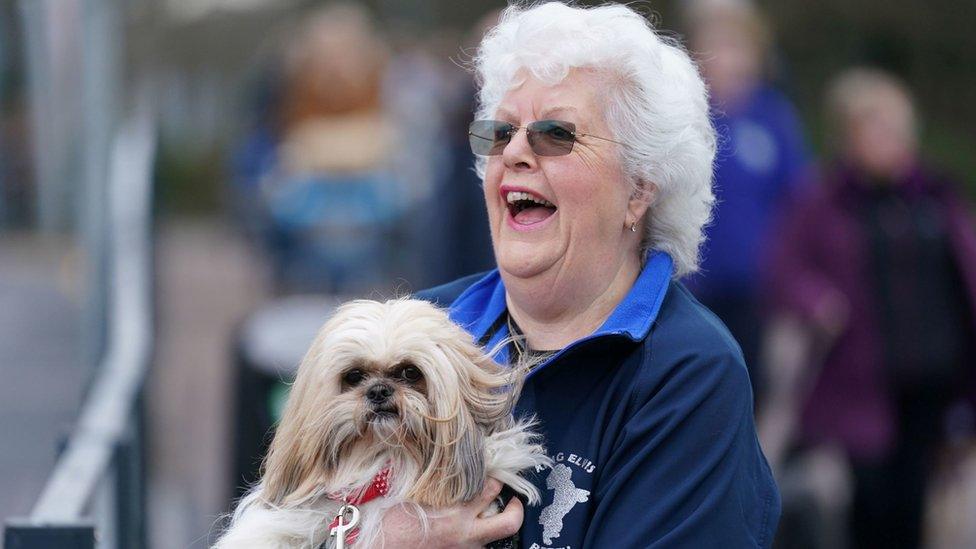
[4,105,156,549]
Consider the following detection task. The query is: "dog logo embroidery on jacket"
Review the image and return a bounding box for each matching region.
[539,463,590,544]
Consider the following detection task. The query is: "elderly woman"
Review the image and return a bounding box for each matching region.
[391,3,779,546]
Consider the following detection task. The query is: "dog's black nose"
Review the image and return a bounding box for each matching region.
[366,383,394,404]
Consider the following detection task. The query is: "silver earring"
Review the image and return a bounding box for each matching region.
[630,222,637,233]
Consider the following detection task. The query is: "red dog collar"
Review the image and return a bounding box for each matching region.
[327,467,391,545]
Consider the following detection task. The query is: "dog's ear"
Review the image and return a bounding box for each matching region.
[260,374,329,505]
[405,337,518,506]
[407,403,486,507]
[460,344,519,429]
[259,323,354,507]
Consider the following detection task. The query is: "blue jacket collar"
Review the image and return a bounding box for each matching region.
[447,252,674,369]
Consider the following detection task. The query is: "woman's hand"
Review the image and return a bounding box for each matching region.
[380,478,523,548]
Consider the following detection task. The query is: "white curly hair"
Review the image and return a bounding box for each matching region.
[472,1,716,277]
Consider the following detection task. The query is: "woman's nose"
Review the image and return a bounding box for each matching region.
[502,126,537,170]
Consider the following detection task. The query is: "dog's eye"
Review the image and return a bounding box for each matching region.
[342,369,366,386]
[397,365,423,384]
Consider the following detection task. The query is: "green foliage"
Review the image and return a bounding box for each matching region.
[922,126,976,198]
[154,143,226,216]
[764,0,975,193]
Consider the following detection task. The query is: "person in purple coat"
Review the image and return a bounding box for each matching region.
[761,67,976,548]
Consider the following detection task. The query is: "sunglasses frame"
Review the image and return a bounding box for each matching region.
[468,119,629,157]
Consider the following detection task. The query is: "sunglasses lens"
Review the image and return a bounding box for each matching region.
[468,119,578,156]
[528,120,576,156]
[469,120,512,155]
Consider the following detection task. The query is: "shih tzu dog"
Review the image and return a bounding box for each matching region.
[214,298,548,548]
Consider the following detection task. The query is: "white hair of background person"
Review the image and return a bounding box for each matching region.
[825,67,918,150]
[472,1,716,277]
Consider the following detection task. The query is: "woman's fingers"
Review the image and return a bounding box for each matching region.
[380,479,524,547]
[478,477,504,506]
[472,497,523,543]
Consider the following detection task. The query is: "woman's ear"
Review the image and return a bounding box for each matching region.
[627,180,656,229]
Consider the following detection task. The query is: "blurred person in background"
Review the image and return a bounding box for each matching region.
[416,9,502,286]
[228,64,282,242]
[683,0,810,397]
[227,1,419,499]
[761,67,976,549]
[229,2,403,295]
[226,1,508,506]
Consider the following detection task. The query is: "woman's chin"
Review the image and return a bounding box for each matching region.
[496,250,559,281]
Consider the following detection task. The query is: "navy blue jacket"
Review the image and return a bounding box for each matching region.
[417,252,780,548]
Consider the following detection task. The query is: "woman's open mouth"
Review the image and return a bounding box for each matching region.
[506,191,557,226]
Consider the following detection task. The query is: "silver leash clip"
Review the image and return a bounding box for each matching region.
[329,503,361,549]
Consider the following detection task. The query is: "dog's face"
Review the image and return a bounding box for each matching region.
[261,299,514,508]
[339,358,428,427]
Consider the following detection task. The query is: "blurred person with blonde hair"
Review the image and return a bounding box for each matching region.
[276,2,393,173]
[682,0,811,399]
[243,2,404,293]
[762,67,976,548]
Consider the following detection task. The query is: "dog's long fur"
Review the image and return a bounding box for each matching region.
[214,298,549,548]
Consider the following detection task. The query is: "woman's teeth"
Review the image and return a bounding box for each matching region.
[506,191,555,208]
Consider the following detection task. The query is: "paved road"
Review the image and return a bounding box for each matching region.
[0,233,90,523]
[146,220,270,548]
[0,222,270,549]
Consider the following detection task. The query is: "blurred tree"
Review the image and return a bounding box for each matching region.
[766,0,976,190]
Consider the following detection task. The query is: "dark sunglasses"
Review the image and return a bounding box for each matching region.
[468,119,627,156]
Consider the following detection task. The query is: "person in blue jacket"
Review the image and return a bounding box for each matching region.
[681,0,810,394]
[382,2,779,547]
